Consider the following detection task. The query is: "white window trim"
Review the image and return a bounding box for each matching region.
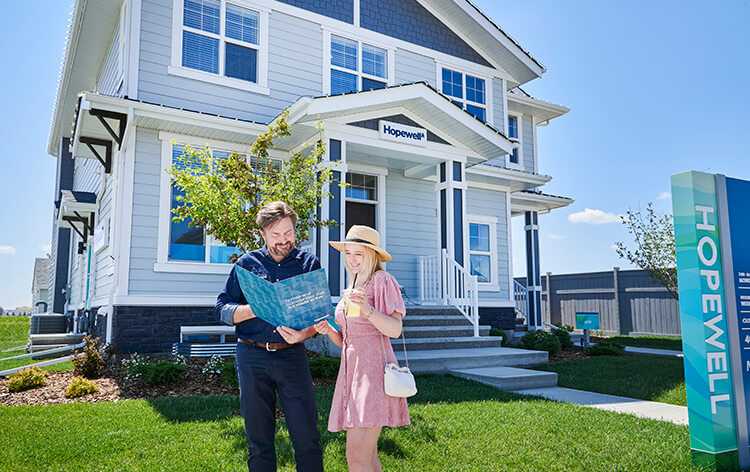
[169,0,270,95]
[323,30,395,95]
[506,112,523,170]
[156,131,253,274]
[436,63,493,127]
[467,214,499,291]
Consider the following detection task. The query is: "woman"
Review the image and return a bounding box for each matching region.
[314,225,410,472]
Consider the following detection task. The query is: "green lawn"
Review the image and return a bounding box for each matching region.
[0,375,701,471]
[536,355,687,406]
[0,317,73,373]
[595,335,682,351]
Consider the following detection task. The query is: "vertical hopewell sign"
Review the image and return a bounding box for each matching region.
[672,171,750,471]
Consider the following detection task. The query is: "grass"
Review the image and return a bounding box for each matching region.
[0,375,702,471]
[536,354,687,406]
[595,335,682,351]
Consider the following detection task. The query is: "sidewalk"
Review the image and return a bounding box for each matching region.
[514,386,688,425]
[624,346,683,357]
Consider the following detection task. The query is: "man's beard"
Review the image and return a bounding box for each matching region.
[269,241,294,258]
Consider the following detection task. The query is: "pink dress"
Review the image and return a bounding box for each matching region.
[327,271,411,432]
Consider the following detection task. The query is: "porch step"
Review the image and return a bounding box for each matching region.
[402,325,490,338]
[393,336,503,351]
[395,347,548,373]
[403,306,465,316]
[450,366,558,391]
[402,315,473,327]
[29,333,85,346]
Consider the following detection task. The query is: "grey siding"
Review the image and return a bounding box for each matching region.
[73,159,102,194]
[93,174,115,299]
[96,12,122,96]
[385,171,438,299]
[128,128,229,296]
[492,77,504,132]
[394,49,435,87]
[466,187,510,300]
[522,114,534,174]
[138,0,323,123]
[276,0,353,23]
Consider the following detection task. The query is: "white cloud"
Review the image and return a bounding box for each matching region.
[657,192,671,200]
[610,244,619,251]
[548,233,567,240]
[39,244,51,254]
[568,208,623,225]
[0,245,17,255]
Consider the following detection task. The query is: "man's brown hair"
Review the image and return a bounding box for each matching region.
[256,201,298,231]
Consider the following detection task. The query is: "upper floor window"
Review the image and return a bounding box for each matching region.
[441,67,486,122]
[171,0,268,93]
[508,114,521,165]
[330,35,388,95]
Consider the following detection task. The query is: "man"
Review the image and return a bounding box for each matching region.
[214,201,323,472]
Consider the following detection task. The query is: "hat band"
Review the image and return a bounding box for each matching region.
[344,237,377,247]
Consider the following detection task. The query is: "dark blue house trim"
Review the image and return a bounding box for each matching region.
[276,0,354,24]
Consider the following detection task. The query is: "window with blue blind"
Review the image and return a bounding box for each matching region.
[330,35,388,95]
[508,115,520,164]
[169,144,240,264]
[181,0,260,84]
[441,68,487,122]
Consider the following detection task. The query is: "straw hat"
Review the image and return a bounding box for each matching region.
[329,225,392,262]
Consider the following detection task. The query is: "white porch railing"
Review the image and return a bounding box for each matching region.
[441,249,480,337]
[514,279,529,325]
[418,254,441,302]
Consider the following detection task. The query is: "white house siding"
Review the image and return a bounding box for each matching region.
[394,48,436,87]
[466,187,510,300]
[96,11,122,96]
[522,114,534,174]
[128,128,229,295]
[68,240,82,307]
[93,173,115,301]
[138,0,323,123]
[384,171,438,299]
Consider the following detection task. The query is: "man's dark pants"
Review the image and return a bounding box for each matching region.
[236,341,323,472]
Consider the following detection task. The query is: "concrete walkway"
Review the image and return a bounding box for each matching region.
[624,346,683,357]
[514,386,688,425]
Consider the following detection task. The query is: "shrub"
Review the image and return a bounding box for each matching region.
[308,357,340,379]
[65,376,98,398]
[7,367,48,392]
[121,353,150,380]
[554,323,575,332]
[552,329,573,350]
[202,355,237,386]
[587,339,625,356]
[520,330,561,356]
[489,328,508,346]
[133,360,190,386]
[72,335,110,379]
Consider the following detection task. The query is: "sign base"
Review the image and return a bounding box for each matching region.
[691,450,740,472]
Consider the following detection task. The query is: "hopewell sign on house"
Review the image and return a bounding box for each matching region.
[672,171,750,471]
[379,120,427,147]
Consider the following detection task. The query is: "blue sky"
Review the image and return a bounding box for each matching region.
[0,1,748,309]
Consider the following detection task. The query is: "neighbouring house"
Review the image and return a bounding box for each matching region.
[32,257,50,314]
[46,0,572,353]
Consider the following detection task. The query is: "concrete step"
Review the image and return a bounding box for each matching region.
[450,366,558,391]
[394,347,548,373]
[29,344,70,353]
[29,333,85,345]
[394,336,503,350]
[401,325,491,338]
[402,315,473,327]
[403,306,463,316]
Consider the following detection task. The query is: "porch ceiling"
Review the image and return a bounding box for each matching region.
[510,190,574,216]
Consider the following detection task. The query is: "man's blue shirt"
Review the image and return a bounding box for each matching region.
[214,246,321,343]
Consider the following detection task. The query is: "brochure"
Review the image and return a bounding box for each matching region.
[234,266,335,330]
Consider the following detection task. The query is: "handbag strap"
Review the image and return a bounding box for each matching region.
[381,328,409,370]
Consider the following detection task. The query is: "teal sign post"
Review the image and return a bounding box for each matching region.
[672,171,750,471]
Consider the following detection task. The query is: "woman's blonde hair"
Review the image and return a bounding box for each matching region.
[344,243,384,287]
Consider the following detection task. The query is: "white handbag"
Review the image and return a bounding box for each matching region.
[381,332,417,398]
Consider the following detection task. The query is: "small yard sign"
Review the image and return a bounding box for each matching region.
[575,312,599,330]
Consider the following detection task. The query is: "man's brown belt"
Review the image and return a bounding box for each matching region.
[238,338,292,352]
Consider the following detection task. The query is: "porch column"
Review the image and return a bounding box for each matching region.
[322,139,348,297]
[436,161,467,266]
[525,211,542,329]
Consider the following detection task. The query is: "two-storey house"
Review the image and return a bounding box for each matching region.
[47,0,572,353]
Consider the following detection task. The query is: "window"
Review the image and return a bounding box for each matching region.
[180,0,262,83]
[345,172,378,234]
[169,144,239,264]
[442,68,486,122]
[468,217,497,286]
[508,115,521,164]
[330,35,388,95]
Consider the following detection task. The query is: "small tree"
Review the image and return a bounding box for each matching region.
[614,202,678,300]
[169,110,337,255]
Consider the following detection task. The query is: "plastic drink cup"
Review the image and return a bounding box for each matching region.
[344,289,360,317]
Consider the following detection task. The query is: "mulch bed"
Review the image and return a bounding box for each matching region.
[0,355,334,408]
[548,348,590,363]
